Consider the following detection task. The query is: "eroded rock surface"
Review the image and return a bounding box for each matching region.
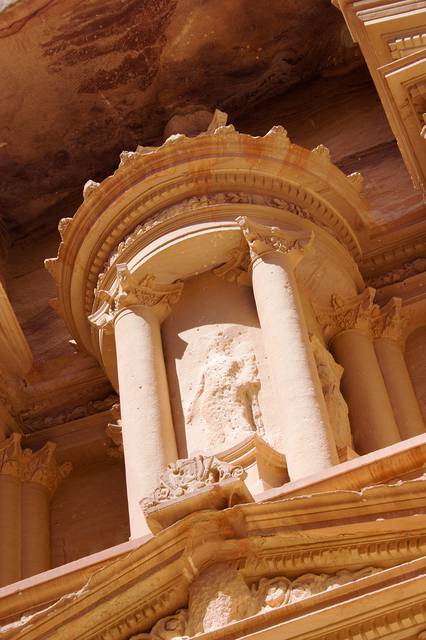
[0,0,358,236]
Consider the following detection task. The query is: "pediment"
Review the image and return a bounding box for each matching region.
[3,458,426,640]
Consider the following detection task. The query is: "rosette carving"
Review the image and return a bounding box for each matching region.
[140,455,246,512]
[89,264,184,333]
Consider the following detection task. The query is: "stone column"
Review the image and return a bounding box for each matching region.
[90,265,183,539]
[237,217,338,481]
[0,434,22,587]
[372,298,425,440]
[316,289,401,455]
[21,443,71,579]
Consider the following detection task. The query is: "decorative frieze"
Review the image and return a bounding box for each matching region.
[315,288,378,342]
[367,257,426,288]
[236,216,314,266]
[140,455,246,513]
[131,562,379,640]
[89,265,184,333]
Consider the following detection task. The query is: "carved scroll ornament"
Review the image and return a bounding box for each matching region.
[140,455,246,513]
[130,563,379,640]
[237,216,314,267]
[89,264,183,333]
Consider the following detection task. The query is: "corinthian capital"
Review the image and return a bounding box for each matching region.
[315,288,379,343]
[89,264,184,332]
[371,297,405,343]
[0,433,23,478]
[21,442,72,496]
[236,217,314,267]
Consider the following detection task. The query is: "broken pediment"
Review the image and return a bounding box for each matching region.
[4,451,426,640]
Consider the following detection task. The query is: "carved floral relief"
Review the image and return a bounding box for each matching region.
[130,563,379,640]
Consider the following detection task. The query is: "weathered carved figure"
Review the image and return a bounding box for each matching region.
[310,334,353,449]
[185,331,264,452]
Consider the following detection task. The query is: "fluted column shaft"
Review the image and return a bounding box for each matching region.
[238,218,338,481]
[91,264,183,539]
[317,289,400,455]
[372,298,424,440]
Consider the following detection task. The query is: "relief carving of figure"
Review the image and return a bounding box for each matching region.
[310,334,353,449]
[185,330,264,453]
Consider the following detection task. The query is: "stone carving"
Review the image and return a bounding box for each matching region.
[371,297,405,342]
[237,216,314,265]
[0,433,22,478]
[310,334,353,449]
[140,456,246,512]
[213,240,251,286]
[315,288,379,342]
[83,179,100,200]
[185,331,265,452]
[95,190,344,293]
[367,257,426,288]
[105,403,123,458]
[23,394,119,431]
[311,144,331,160]
[21,442,72,495]
[346,172,364,193]
[89,265,183,332]
[0,433,72,494]
[133,563,379,639]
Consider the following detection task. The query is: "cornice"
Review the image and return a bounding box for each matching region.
[44,119,368,355]
[3,476,426,639]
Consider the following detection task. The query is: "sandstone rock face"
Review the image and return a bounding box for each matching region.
[0,0,357,235]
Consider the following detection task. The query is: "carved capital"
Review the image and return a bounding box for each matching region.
[21,442,72,495]
[371,297,405,342]
[315,288,379,342]
[140,455,246,513]
[236,216,314,268]
[89,264,184,332]
[213,240,251,286]
[0,433,23,478]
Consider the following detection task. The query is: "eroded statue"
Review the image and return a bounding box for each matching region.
[310,333,353,449]
[185,330,265,453]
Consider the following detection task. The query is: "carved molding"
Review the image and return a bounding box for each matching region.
[315,287,379,342]
[367,257,426,288]
[131,562,379,640]
[89,265,183,333]
[236,216,314,267]
[95,192,352,295]
[140,455,247,513]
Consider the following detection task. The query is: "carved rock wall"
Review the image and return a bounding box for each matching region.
[406,327,426,422]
